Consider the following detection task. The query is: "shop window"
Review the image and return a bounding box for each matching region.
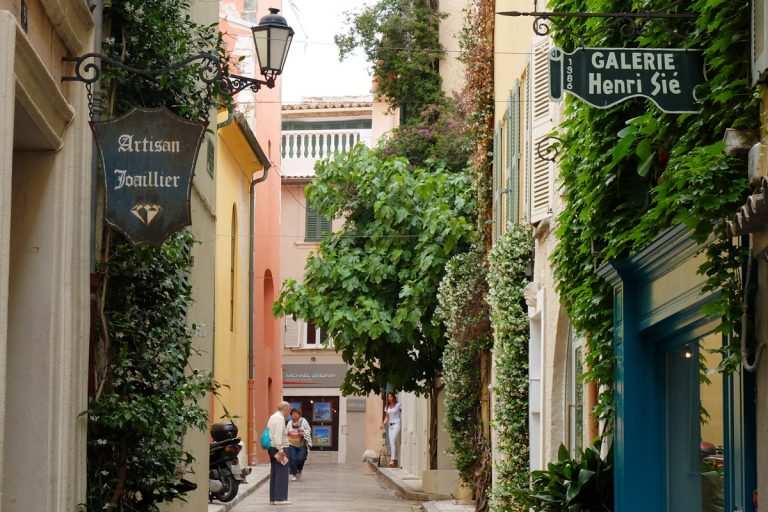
[283,396,340,451]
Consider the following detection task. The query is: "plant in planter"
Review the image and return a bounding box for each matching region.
[514,443,614,512]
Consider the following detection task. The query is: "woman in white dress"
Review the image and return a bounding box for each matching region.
[382,392,402,467]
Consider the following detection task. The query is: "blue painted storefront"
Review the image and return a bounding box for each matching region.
[599,225,756,512]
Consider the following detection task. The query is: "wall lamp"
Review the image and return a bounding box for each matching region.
[63,8,294,98]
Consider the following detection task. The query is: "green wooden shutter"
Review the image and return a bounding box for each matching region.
[305,203,332,242]
[506,80,521,225]
[493,121,502,240]
[319,215,332,239]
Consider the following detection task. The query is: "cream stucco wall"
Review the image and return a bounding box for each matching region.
[439,0,469,94]
[164,2,219,511]
[0,5,92,510]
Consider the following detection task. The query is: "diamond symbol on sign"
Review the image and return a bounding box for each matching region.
[130,203,163,225]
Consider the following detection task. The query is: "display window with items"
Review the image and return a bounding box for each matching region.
[283,396,339,451]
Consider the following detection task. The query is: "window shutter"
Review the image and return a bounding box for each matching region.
[305,203,332,242]
[529,37,554,224]
[319,215,332,239]
[505,80,521,225]
[305,204,320,241]
[284,316,300,348]
[493,121,502,240]
[523,61,532,223]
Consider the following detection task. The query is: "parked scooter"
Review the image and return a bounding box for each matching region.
[209,422,251,503]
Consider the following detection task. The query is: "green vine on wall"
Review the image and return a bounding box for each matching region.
[457,0,495,245]
[86,1,230,510]
[436,247,493,510]
[550,0,759,425]
[487,224,533,512]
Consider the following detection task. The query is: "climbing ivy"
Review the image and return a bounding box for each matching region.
[487,224,533,512]
[86,1,230,510]
[550,0,759,424]
[436,247,493,508]
[457,0,495,245]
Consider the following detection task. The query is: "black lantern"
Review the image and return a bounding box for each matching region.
[252,8,294,80]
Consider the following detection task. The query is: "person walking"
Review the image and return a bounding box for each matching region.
[286,408,312,481]
[267,401,292,505]
[382,392,401,468]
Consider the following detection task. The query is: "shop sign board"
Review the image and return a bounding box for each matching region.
[283,364,348,388]
[549,47,705,113]
[91,107,206,246]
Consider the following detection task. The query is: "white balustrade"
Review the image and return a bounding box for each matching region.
[281,129,372,176]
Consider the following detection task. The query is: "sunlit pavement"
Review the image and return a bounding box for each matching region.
[228,462,423,512]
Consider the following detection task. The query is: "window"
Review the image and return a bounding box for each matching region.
[283,396,340,451]
[304,321,329,347]
[566,329,585,455]
[243,0,258,23]
[305,203,332,242]
[283,317,332,349]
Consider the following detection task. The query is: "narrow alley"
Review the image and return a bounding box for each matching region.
[225,463,422,512]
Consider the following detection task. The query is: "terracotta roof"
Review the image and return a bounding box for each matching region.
[282,99,372,111]
[728,176,768,236]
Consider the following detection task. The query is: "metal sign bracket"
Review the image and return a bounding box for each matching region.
[498,0,696,43]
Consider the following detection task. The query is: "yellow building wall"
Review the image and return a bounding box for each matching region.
[213,121,261,459]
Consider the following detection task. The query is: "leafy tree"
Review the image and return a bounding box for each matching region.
[335,0,444,121]
[274,146,476,397]
[378,98,473,173]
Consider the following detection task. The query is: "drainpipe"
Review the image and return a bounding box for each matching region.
[247,167,269,464]
[742,249,768,372]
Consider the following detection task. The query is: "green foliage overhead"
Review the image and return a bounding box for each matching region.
[550,0,758,424]
[335,0,444,120]
[101,0,232,120]
[487,224,533,512]
[436,247,492,495]
[274,145,476,395]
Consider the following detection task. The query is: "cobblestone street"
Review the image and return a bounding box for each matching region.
[228,463,423,512]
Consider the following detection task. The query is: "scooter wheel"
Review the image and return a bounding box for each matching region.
[213,474,240,503]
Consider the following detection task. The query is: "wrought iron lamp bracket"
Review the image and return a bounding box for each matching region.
[498,3,696,42]
[62,52,274,111]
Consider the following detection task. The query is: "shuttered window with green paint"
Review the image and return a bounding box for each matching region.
[305,203,332,242]
[505,80,521,225]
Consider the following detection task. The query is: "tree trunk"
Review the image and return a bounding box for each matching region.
[428,378,442,470]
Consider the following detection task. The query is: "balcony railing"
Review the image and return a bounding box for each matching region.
[281,129,372,176]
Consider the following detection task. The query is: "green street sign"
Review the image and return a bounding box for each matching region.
[549,47,705,113]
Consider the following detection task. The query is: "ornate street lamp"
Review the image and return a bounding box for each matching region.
[63,8,294,97]
[252,8,294,82]
[227,7,295,94]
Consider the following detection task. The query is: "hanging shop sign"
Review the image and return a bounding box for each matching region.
[91,107,206,246]
[549,47,705,113]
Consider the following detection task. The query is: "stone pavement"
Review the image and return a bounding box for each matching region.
[214,462,476,512]
[208,465,270,512]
